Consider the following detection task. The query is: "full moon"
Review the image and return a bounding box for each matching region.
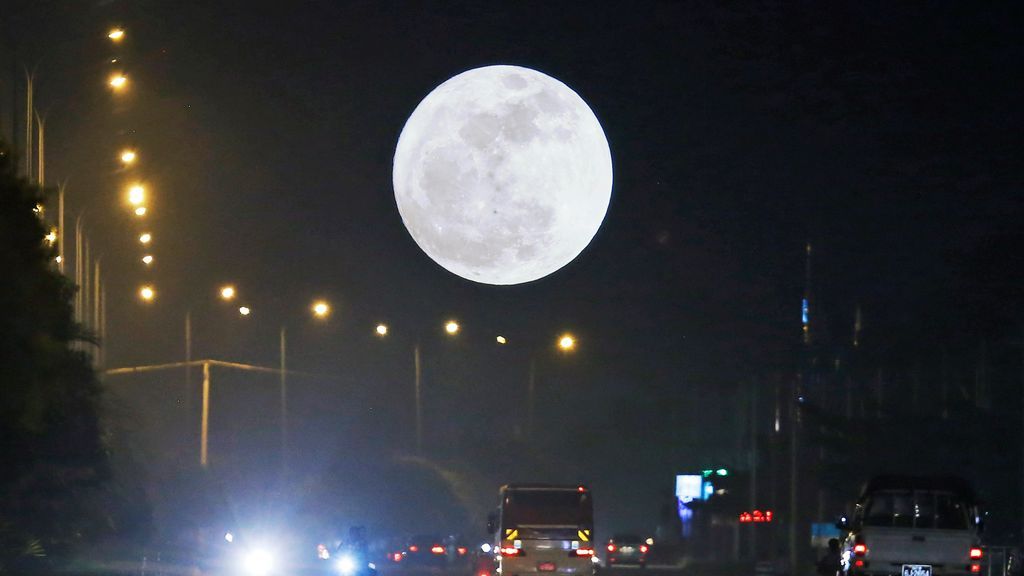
[393,65,612,285]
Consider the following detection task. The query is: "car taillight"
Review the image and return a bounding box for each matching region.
[607,544,616,552]
[409,545,419,553]
[431,545,446,555]
[853,543,867,556]
[970,548,983,560]
[971,565,982,573]
[392,553,403,562]
[458,547,468,555]
[640,545,649,554]
[575,549,595,557]
[500,547,520,556]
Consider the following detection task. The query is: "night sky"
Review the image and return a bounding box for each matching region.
[3,1,1022,540]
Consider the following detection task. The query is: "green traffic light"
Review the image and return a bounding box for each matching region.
[716,468,729,476]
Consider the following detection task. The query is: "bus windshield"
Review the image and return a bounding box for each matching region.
[503,489,593,527]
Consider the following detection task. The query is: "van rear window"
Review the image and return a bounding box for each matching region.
[863,490,969,529]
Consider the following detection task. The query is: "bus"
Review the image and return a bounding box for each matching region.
[488,484,596,576]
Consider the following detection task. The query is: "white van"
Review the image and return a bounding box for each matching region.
[839,476,983,576]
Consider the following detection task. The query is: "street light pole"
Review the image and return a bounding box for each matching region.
[280,327,288,473]
[185,311,192,428]
[414,342,422,455]
[527,357,536,439]
[200,361,210,468]
[57,183,64,273]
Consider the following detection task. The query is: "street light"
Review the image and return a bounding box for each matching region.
[312,300,330,318]
[376,323,388,336]
[496,335,507,345]
[109,74,127,90]
[120,149,137,165]
[44,228,57,244]
[445,320,460,335]
[139,232,152,244]
[220,285,236,301]
[239,306,251,316]
[139,286,155,301]
[558,334,576,352]
[108,28,125,41]
[141,255,153,265]
[134,206,147,217]
[128,184,145,206]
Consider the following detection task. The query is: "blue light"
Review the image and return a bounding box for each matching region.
[801,299,809,325]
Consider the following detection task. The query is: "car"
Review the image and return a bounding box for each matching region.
[403,534,450,568]
[839,476,983,576]
[605,534,648,568]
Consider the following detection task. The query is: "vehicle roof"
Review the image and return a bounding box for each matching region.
[500,483,587,492]
[859,475,976,501]
[610,534,642,542]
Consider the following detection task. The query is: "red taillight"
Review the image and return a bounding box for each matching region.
[409,545,419,553]
[640,545,649,554]
[853,544,867,556]
[431,545,446,555]
[500,547,520,556]
[854,560,865,568]
[575,549,595,557]
[971,565,982,573]
[607,544,616,552]
[458,547,468,556]
[392,553,403,562]
[970,548,983,560]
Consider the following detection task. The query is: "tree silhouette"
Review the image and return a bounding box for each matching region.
[0,139,109,572]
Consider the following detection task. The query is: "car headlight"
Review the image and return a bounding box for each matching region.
[242,548,276,575]
[336,555,357,574]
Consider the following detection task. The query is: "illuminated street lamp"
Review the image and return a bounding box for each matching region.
[141,255,153,265]
[376,323,388,337]
[139,286,155,301]
[109,74,127,90]
[108,28,125,41]
[238,306,251,316]
[312,300,330,318]
[134,206,147,217]
[496,335,507,345]
[139,232,152,244]
[558,334,576,352]
[128,184,145,206]
[44,228,57,244]
[445,320,460,335]
[220,285,236,301]
[120,149,137,165]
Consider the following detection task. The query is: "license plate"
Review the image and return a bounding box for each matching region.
[621,546,635,553]
[903,565,932,576]
[538,562,556,572]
